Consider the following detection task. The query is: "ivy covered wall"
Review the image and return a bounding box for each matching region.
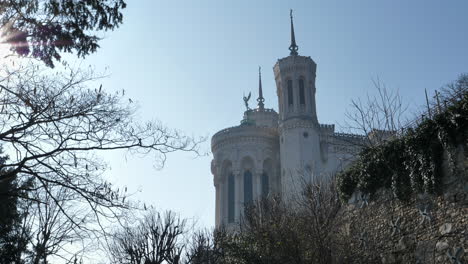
[337,86,468,202]
[333,76,468,263]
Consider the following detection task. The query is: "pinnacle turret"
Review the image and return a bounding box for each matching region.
[257,66,265,110]
[289,9,299,56]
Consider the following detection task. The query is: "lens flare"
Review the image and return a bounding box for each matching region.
[0,28,16,67]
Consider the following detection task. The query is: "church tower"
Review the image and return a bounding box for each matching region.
[211,10,364,228]
[274,10,321,197]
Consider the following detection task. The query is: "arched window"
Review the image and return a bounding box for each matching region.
[243,170,253,205]
[299,78,305,105]
[287,79,293,106]
[261,172,269,197]
[227,173,235,223]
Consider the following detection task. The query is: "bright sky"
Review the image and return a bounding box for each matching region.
[74,0,468,229]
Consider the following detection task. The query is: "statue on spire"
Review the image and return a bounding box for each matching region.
[289,9,299,56]
[243,92,251,111]
[257,66,265,110]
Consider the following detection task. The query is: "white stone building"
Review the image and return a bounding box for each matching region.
[211,12,364,227]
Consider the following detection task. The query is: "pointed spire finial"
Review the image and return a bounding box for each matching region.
[257,66,265,110]
[289,9,299,56]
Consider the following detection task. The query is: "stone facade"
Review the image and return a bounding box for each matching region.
[333,145,468,263]
[336,188,468,263]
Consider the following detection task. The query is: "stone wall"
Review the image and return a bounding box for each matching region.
[335,148,468,263]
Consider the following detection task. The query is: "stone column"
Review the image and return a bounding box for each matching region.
[234,170,242,223]
[214,176,217,219]
[255,170,262,200]
[294,78,300,113]
[221,175,228,226]
[252,170,258,199]
[214,179,220,227]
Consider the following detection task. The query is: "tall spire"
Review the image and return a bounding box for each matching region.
[257,66,265,110]
[289,9,299,56]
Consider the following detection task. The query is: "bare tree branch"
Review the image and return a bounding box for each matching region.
[0,62,205,260]
[342,78,407,146]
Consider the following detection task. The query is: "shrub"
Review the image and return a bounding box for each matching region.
[338,83,468,202]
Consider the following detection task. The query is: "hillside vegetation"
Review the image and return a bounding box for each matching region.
[338,74,468,201]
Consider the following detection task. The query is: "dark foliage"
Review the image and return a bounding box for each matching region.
[0,0,126,67]
[184,229,225,264]
[337,75,468,201]
[0,150,31,264]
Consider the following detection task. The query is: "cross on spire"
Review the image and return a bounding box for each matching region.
[257,66,265,110]
[289,9,299,56]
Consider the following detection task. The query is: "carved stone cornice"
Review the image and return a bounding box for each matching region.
[278,118,317,133]
[275,65,307,76]
[273,55,317,80]
[212,136,278,153]
[211,126,278,153]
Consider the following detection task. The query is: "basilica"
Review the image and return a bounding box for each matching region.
[210,12,364,227]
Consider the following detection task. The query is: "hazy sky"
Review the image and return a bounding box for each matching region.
[77,0,468,228]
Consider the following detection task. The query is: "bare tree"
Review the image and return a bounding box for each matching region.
[104,177,352,264]
[21,182,96,264]
[184,229,225,264]
[343,78,408,146]
[297,175,345,263]
[108,210,187,264]
[438,73,468,109]
[209,175,359,264]
[0,62,203,259]
[229,195,308,264]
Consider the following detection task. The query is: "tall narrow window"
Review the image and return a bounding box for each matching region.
[299,78,305,105]
[243,170,253,205]
[261,172,269,197]
[227,173,235,223]
[287,80,293,106]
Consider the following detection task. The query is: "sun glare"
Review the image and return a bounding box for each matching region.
[0,42,10,58]
[0,30,16,68]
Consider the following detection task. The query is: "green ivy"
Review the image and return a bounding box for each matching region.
[337,88,468,202]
